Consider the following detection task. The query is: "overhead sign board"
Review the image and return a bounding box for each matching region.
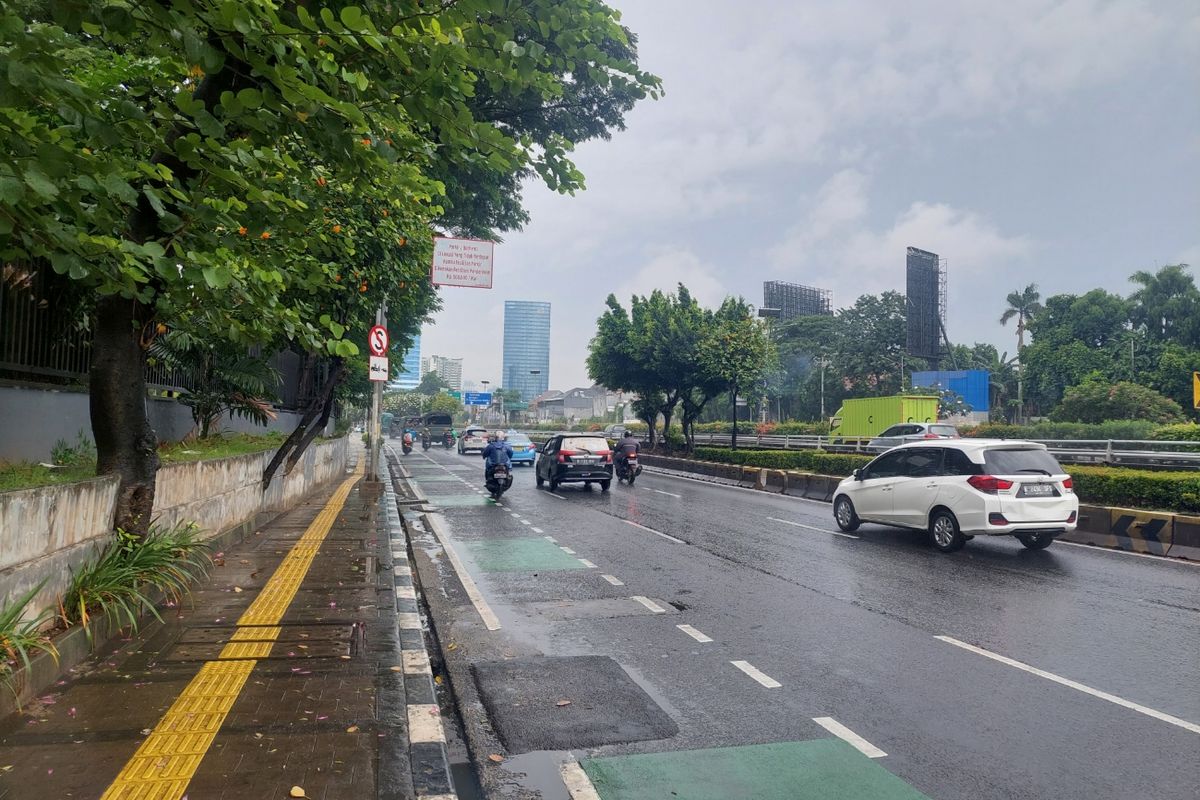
[449,391,462,400]
[431,237,494,289]
[463,391,492,406]
[369,356,389,382]
[368,325,389,356]
[1194,371,1199,409]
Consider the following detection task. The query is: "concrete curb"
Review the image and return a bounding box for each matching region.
[383,455,458,800]
[639,452,1196,561]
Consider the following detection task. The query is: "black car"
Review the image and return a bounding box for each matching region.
[536,433,613,492]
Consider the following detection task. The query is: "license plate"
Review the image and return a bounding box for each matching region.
[1020,483,1056,497]
[574,457,598,465]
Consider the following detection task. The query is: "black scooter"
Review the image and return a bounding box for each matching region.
[421,432,432,451]
[615,454,642,485]
[485,464,512,499]
[442,431,454,449]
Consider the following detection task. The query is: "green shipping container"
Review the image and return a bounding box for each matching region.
[829,396,940,438]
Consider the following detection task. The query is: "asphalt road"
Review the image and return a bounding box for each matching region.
[403,446,1200,800]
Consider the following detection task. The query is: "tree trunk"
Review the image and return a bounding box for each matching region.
[91,295,160,536]
[285,374,339,472]
[262,359,344,488]
[1016,320,1025,422]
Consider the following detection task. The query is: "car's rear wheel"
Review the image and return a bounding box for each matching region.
[548,477,559,492]
[833,496,860,532]
[536,474,544,488]
[1017,532,1055,550]
[929,509,965,553]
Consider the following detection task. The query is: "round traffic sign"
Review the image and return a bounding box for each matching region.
[368,325,389,356]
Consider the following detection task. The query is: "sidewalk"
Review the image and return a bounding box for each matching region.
[0,447,454,799]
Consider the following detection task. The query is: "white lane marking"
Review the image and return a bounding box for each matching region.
[631,595,667,614]
[532,527,545,534]
[560,546,577,555]
[812,716,887,758]
[935,635,1200,734]
[407,704,446,743]
[495,502,505,507]
[545,491,566,500]
[731,660,781,688]
[601,574,625,586]
[1055,540,1200,567]
[425,513,502,631]
[642,486,682,498]
[560,761,602,800]
[543,535,558,543]
[402,650,432,675]
[510,512,521,517]
[646,468,833,506]
[578,559,598,568]
[521,519,532,525]
[624,519,685,544]
[768,516,859,540]
[676,624,713,643]
[397,612,421,629]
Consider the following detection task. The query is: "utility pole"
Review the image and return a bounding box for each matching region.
[816,356,832,420]
[368,302,387,482]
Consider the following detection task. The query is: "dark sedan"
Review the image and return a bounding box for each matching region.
[535,433,613,492]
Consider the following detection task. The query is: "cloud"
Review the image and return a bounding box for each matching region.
[613,249,729,309]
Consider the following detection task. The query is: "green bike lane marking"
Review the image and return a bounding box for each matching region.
[463,537,587,572]
[579,740,930,800]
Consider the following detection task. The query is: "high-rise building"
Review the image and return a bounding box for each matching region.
[387,333,421,391]
[502,300,550,402]
[420,355,463,392]
[763,280,832,319]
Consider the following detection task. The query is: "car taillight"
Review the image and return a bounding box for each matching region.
[1062,476,1073,492]
[967,475,1014,494]
[923,433,940,439]
[558,449,576,463]
[1067,511,1077,523]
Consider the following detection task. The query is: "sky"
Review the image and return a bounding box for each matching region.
[420,0,1199,391]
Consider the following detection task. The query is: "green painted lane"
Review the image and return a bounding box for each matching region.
[581,740,930,800]
[411,474,470,483]
[425,494,496,507]
[463,538,586,572]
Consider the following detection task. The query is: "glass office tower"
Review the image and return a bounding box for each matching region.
[502,301,550,402]
[388,333,421,390]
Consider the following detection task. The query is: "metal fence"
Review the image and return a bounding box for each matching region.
[1,261,322,408]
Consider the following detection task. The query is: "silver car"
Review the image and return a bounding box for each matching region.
[867,422,959,453]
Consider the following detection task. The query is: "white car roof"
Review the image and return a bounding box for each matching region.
[889,438,1047,454]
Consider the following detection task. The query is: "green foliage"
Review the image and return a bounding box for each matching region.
[424,391,463,416]
[1,581,58,691]
[1149,423,1200,442]
[415,372,450,395]
[0,461,96,493]
[1052,377,1184,424]
[962,420,1161,441]
[1070,466,1200,513]
[59,522,211,636]
[157,431,285,463]
[693,447,871,476]
[51,429,96,466]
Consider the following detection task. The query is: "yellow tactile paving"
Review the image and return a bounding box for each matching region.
[100,463,363,800]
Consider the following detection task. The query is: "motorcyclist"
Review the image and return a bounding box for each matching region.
[614,430,640,473]
[480,431,513,480]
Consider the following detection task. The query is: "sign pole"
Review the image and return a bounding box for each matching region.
[369,303,387,481]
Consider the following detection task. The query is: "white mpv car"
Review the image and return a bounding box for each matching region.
[832,439,1078,553]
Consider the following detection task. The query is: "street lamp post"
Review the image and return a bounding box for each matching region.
[757,308,781,423]
[528,369,541,424]
[815,356,833,420]
[480,380,490,425]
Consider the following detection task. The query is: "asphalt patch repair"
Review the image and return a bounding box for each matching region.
[473,656,678,753]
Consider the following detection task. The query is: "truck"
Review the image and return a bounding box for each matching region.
[829,395,940,439]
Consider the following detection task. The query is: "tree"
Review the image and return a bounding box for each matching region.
[1,1,658,532]
[423,392,462,417]
[702,300,772,450]
[999,284,1042,420]
[1052,376,1184,424]
[415,372,450,396]
[1128,264,1200,346]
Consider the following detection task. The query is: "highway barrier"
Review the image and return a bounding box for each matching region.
[637,452,1195,560]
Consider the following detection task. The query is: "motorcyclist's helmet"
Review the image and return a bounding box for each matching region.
[496,431,507,441]
[623,430,635,438]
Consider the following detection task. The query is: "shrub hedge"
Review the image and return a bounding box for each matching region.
[1149,423,1200,442]
[689,448,1199,513]
[961,420,1160,441]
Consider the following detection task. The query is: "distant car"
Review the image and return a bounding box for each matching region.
[867,422,959,452]
[603,424,629,439]
[832,439,1078,553]
[507,431,537,465]
[536,433,613,492]
[458,426,489,454]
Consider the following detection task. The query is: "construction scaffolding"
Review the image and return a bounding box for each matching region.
[905,247,947,363]
[762,280,833,319]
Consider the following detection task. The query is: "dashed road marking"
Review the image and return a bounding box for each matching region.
[1056,539,1200,566]
[935,635,1200,734]
[578,559,598,568]
[731,660,781,688]
[643,487,682,498]
[425,514,502,631]
[545,491,566,500]
[624,519,685,544]
[631,595,667,614]
[676,624,713,643]
[520,519,532,525]
[768,516,859,539]
[543,535,558,543]
[601,574,625,586]
[532,527,545,533]
[560,546,577,555]
[812,716,887,758]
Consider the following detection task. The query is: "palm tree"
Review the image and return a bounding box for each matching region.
[1000,284,1042,422]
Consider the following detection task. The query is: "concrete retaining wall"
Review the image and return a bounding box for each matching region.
[0,437,349,617]
[638,452,1196,560]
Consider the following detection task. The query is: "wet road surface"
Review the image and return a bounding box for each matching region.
[403,447,1200,800]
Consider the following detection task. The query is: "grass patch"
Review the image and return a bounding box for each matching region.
[0,462,99,493]
[1,582,58,696]
[158,431,285,463]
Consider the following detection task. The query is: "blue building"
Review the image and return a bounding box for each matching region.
[502,301,550,402]
[389,333,421,391]
[910,369,990,413]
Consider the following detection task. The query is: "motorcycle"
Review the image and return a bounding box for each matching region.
[615,454,642,486]
[421,431,432,451]
[402,432,413,455]
[485,464,512,499]
[442,431,455,449]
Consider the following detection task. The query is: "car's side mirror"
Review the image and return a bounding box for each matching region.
[853,468,863,481]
